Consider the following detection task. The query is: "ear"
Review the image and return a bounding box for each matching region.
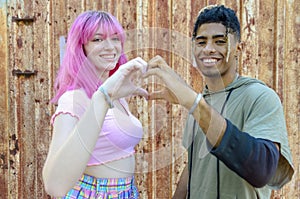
[237,41,244,52]
[234,41,244,58]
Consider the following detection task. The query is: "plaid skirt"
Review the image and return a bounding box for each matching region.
[54,174,138,199]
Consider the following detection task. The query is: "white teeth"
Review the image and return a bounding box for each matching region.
[203,59,217,63]
[100,55,115,59]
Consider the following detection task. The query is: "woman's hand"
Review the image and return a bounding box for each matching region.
[101,57,149,100]
[144,55,197,109]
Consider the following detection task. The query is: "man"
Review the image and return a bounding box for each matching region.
[145,5,294,199]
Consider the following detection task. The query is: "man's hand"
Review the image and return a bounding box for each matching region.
[144,55,197,109]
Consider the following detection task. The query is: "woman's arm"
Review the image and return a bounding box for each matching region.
[43,91,109,196]
[43,57,148,197]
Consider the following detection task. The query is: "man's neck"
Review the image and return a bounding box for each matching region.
[205,73,238,92]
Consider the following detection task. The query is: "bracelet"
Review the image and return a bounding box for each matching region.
[98,86,114,108]
[188,93,202,114]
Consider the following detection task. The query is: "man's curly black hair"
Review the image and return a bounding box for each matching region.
[193,5,241,41]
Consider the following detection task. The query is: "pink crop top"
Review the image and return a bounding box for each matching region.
[51,89,143,166]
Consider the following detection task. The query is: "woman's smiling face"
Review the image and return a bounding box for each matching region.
[84,28,122,77]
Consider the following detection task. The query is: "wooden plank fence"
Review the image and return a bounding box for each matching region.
[0,0,298,198]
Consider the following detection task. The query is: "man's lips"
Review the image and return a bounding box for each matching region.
[201,58,220,64]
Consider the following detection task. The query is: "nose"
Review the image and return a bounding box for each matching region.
[203,41,216,54]
[103,39,114,50]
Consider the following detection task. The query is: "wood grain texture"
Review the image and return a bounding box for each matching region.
[0,0,298,198]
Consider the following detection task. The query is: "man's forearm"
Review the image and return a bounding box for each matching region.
[192,98,227,147]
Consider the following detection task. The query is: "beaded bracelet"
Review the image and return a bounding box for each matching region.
[188,93,202,114]
[98,86,114,108]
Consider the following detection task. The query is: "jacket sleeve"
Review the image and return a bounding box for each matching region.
[210,119,279,188]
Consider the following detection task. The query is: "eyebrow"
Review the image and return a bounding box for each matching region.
[195,34,226,40]
[94,33,105,37]
[94,32,118,36]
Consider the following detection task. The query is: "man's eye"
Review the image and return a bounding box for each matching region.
[216,40,226,44]
[196,41,206,46]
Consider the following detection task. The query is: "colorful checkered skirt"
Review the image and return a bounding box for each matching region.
[53,174,138,199]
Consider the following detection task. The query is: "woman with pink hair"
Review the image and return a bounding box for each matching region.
[43,11,147,198]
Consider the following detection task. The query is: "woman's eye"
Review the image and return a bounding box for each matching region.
[92,38,103,42]
[111,37,120,41]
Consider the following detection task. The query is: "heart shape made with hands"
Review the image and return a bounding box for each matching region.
[142,55,195,107]
[101,57,149,100]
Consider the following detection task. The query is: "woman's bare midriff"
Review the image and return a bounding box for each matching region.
[84,155,135,178]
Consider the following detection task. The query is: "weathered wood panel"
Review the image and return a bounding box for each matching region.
[0,0,298,198]
[0,1,9,199]
[7,0,35,198]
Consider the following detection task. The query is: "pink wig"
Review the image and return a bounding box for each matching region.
[51,11,127,103]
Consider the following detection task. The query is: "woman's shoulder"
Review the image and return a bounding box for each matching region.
[51,89,90,124]
[58,89,90,105]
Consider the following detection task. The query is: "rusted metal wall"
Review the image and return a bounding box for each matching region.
[0,0,298,198]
